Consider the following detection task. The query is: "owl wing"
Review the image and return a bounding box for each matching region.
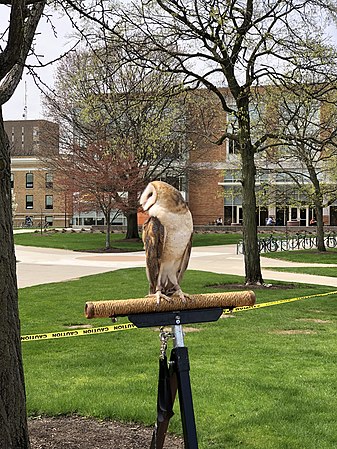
[142,216,165,294]
[177,233,193,284]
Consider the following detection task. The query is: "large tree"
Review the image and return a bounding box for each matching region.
[44,46,189,239]
[99,0,337,284]
[0,2,46,447]
[50,142,145,247]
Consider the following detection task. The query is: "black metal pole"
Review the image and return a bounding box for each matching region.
[171,320,198,449]
[170,346,198,449]
[128,310,222,449]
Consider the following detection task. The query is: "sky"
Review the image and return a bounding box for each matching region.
[1,6,337,122]
[0,7,76,121]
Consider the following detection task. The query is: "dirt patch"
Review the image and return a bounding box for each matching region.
[270,329,317,335]
[29,415,184,449]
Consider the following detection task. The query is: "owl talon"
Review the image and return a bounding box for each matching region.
[173,289,190,303]
[146,292,172,306]
[155,291,172,306]
[182,293,191,302]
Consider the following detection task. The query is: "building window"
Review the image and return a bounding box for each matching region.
[26,173,34,188]
[45,216,53,227]
[291,207,298,220]
[26,195,33,209]
[84,217,95,225]
[226,120,240,155]
[33,126,40,152]
[11,173,14,189]
[45,195,53,209]
[45,173,53,189]
[21,126,25,151]
[33,126,39,139]
[228,138,240,154]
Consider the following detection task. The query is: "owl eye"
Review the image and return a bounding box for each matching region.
[148,192,153,198]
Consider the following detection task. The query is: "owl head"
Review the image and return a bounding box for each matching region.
[140,181,187,215]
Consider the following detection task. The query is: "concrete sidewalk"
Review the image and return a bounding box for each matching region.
[15,244,337,289]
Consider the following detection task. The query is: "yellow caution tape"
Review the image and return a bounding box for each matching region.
[223,290,337,314]
[21,290,337,342]
[21,323,136,342]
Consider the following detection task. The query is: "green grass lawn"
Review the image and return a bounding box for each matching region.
[15,231,143,251]
[20,268,337,448]
[262,248,337,264]
[14,230,243,251]
[265,266,337,277]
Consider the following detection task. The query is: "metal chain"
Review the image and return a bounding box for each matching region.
[159,326,173,360]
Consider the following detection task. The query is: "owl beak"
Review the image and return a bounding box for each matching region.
[139,202,148,212]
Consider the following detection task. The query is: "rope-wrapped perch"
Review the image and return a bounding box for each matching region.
[85,291,256,319]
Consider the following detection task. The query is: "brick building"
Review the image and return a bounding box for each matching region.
[7,88,337,229]
[186,88,337,227]
[185,90,228,226]
[6,120,71,228]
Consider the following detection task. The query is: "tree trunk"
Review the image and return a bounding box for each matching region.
[125,190,140,240]
[238,101,264,285]
[0,112,31,448]
[125,210,140,239]
[315,204,326,252]
[307,167,325,252]
[241,149,264,284]
[104,211,111,249]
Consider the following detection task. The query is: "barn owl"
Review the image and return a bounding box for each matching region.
[140,180,193,304]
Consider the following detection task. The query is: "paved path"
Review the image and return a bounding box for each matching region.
[15,244,337,289]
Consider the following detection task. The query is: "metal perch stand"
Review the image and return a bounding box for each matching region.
[85,291,256,449]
